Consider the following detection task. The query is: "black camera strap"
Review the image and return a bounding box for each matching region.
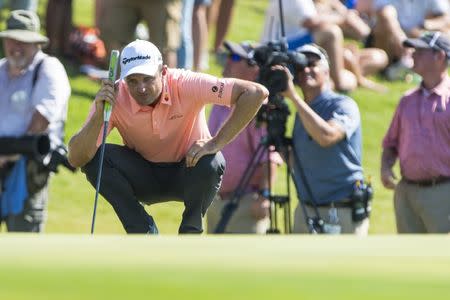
[32,55,47,91]
[291,147,324,234]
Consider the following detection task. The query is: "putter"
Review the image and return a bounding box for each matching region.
[91,50,120,234]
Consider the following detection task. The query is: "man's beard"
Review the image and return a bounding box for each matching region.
[8,56,28,70]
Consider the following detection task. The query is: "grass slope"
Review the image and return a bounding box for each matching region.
[0,235,449,299]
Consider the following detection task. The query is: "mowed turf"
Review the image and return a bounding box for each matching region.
[0,235,449,299]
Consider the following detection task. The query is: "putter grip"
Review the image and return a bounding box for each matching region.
[104,50,120,121]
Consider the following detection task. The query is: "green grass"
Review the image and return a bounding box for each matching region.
[0,0,419,234]
[0,235,449,299]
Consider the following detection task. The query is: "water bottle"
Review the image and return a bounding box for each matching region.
[323,205,341,234]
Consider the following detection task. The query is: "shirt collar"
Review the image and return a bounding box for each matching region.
[310,89,334,107]
[420,74,450,98]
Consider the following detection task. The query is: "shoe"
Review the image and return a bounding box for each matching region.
[384,57,413,81]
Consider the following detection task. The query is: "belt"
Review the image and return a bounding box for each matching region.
[403,176,450,187]
[304,200,352,208]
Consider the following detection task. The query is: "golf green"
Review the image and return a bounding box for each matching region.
[0,235,449,299]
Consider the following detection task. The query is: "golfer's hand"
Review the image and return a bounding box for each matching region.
[381,167,397,190]
[185,139,218,167]
[94,79,116,115]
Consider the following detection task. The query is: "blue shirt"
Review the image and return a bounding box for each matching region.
[292,90,363,205]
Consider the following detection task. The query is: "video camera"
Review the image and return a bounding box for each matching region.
[252,40,307,96]
[0,134,76,173]
[251,40,307,148]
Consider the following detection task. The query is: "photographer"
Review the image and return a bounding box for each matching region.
[68,39,267,234]
[207,41,282,234]
[0,10,71,232]
[280,44,369,235]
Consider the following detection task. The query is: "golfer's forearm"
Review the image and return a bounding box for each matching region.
[68,112,103,168]
[212,84,267,150]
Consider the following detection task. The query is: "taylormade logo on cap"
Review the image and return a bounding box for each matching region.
[122,55,151,65]
[120,39,163,80]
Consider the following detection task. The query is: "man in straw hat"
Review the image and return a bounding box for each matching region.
[0,10,70,232]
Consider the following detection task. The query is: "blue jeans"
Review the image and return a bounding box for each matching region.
[177,0,194,69]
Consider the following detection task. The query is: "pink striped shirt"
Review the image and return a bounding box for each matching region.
[383,76,450,180]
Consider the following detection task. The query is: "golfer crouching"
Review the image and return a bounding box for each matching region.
[68,40,267,234]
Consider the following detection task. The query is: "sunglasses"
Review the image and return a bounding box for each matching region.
[228,53,257,66]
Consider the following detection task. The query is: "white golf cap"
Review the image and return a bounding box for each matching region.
[120,39,163,80]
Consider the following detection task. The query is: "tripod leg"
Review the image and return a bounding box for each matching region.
[214,143,267,233]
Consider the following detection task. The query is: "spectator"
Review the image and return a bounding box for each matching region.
[207,41,282,234]
[45,0,73,57]
[0,0,38,12]
[192,0,211,71]
[314,0,371,41]
[314,0,389,91]
[381,32,450,233]
[97,0,182,68]
[371,0,449,80]
[177,0,195,69]
[208,0,235,56]
[0,10,70,232]
[261,0,357,92]
[280,44,370,235]
[67,39,268,234]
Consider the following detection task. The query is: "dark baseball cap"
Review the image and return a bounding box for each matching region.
[403,31,450,58]
[0,10,48,44]
[223,40,256,60]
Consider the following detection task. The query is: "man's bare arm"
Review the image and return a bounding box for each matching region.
[381,146,398,189]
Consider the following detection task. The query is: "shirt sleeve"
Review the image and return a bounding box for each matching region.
[382,98,403,150]
[32,57,70,124]
[179,71,235,107]
[330,98,361,140]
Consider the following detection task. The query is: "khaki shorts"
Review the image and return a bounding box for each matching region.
[207,192,270,234]
[99,0,181,54]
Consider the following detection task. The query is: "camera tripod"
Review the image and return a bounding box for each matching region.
[214,134,293,234]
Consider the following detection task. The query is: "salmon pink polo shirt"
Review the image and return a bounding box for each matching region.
[383,75,450,181]
[87,68,234,162]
